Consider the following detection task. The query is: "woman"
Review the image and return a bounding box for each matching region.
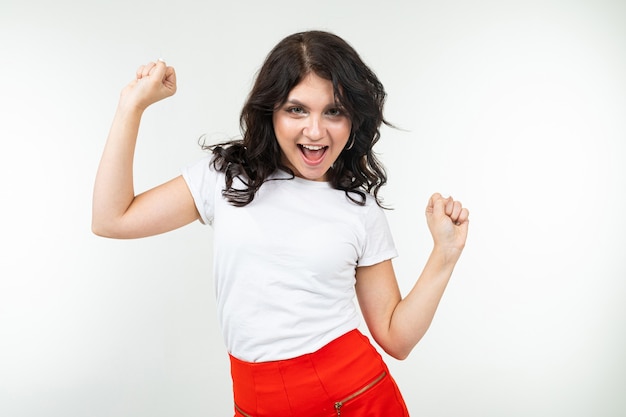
[93,30,469,416]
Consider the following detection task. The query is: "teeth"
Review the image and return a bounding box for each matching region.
[301,144,326,151]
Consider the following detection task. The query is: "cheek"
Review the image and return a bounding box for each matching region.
[273,116,297,140]
[333,121,352,143]
[273,119,297,158]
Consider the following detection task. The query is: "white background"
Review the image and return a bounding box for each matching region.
[1,0,625,416]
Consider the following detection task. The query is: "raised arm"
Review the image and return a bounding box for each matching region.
[355,193,469,360]
[92,60,200,239]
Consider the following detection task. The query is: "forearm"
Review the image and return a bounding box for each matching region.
[387,246,461,359]
[357,194,469,360]
[91,104,144,235]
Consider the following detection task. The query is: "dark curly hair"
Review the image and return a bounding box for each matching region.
[205,30,391,207]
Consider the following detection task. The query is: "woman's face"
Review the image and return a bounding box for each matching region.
[272,72,351,181]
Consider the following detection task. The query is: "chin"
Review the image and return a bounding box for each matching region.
[297,165,330,182]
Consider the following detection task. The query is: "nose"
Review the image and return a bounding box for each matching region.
[303,115,324,141]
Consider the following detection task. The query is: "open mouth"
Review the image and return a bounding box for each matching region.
[298,144,328,164]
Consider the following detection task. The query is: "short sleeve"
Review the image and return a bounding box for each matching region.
[181,155,220,225]
[358,203,398,266]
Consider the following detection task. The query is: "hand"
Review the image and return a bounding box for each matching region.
[425,193,469,255]
[119,60,177,111]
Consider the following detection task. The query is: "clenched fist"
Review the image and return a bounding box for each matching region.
[425,193,469,256]
[119,60,177,112]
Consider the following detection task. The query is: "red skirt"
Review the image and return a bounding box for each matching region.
[229,329,410,417]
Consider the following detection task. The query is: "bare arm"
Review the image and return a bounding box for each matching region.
[92,60,200,239]
[356,193,469,360]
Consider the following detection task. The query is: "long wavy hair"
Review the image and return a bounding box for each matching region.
[206,30,391,207]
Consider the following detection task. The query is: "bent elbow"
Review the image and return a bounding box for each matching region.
[91,218,124,239]
[377,335,419,361]
[394,352,410,361]
[385,347,411,361]
[91,208,133,238]
[91,221,113,238]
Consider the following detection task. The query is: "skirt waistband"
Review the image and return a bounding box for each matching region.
[229,329,391,416]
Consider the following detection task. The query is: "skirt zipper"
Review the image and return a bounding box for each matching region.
[234,370,388,417]
[234,403,253,417]
[334,370,387,416]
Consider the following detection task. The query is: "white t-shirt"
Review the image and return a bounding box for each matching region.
[182,156,397,362]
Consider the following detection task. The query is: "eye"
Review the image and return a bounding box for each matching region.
[287,106,305,115]
[326,107,345,117]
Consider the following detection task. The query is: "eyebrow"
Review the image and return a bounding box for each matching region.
[284,99,306,107]
[283,98,342,110]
